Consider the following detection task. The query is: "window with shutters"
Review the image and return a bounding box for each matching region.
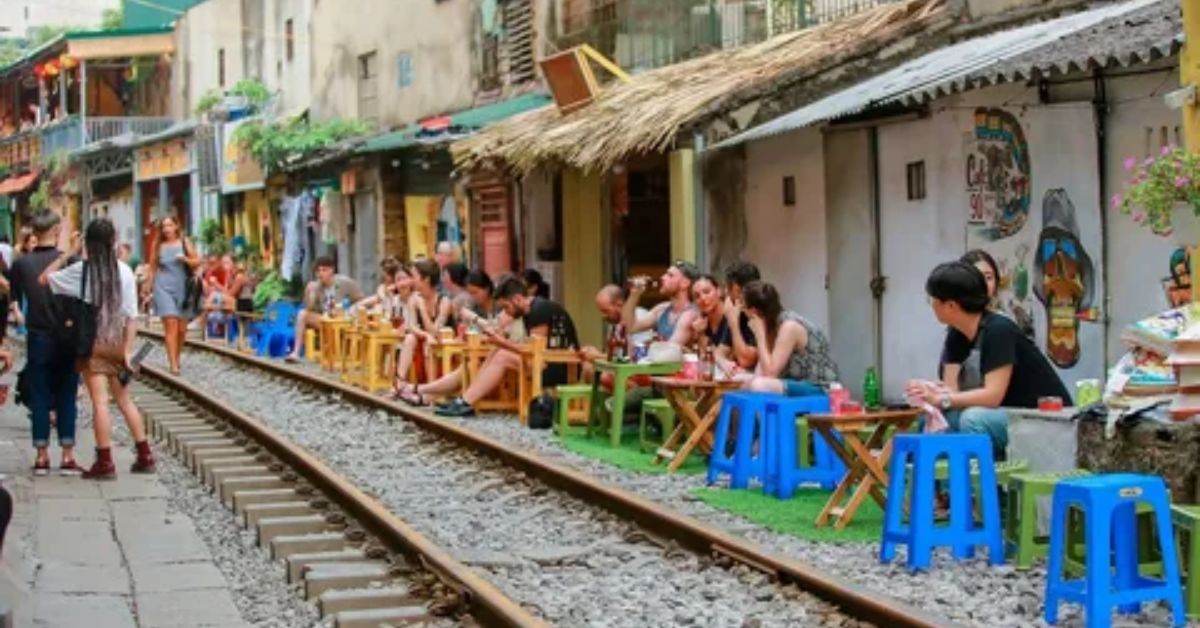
[285,19,294,61]
[502,0,535,86]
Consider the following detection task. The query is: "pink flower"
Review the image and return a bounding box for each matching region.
[1145,157,1157,167]
[1124,157,1137,171]
[1111,194,1123,209]
[1177,176,1191,189]
[1133,211,1146,223]
[1162,145,1174,156]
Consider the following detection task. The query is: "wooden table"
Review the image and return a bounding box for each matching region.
[651,377,741,472]
[588,361,682,447]
[319,317,352,371]
[807,409,921,530]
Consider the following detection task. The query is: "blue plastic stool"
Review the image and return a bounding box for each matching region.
[881,434,1004,570]
[1045,473,1185,628]
[761,395,840,498]
[706,392,769,490]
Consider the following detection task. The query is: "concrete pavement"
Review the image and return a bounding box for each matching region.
[0,391,251,627]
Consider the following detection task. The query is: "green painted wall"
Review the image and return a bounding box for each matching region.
[123,0,205,28]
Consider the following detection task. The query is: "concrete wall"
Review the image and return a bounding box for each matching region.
[172,0,247,118]
[731,66,1181,398]
[309,0,477,129]
[742,126,830,334]
[255,0,313,114]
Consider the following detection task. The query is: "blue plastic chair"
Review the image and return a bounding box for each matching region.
[250,301,298,358]
[706,391,770,489]
[761,395,839,498]
[881,434,1004,571]
[1045,473,1184,628]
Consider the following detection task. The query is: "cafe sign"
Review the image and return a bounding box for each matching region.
[135,138,191,181]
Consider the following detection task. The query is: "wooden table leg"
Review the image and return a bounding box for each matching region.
[833,432,891,530]
[815,425,864,527]
[667,393,722,472]
[653,390,692,466]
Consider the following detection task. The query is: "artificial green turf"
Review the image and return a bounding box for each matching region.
[692,486,883,544]
[555,430,707,475]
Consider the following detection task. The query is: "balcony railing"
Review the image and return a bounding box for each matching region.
[557,0,900,72]
[0,115,176,170]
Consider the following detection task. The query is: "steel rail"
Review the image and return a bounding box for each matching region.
[143,330,955,628]
[138,361,549,628]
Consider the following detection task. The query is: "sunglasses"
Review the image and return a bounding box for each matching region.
[1040,238,1078,263]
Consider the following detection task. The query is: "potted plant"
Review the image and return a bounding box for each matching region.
[1113,146,1200,242]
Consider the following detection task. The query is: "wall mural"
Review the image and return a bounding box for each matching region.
[1033,189,1096,369]
[963,106,1103,381]
[966,108,1032,241]
[1164,247,1192,308]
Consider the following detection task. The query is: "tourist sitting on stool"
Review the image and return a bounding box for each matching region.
[389,259,454,393]
[435,274,578,418]
[691,273,758,376]
[741,281,839,397]
[623,260,700,348]
[722,261,762,370]
[285,257,364,362]
[908,261,1071,461]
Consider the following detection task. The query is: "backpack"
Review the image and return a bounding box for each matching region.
[527,393,555,430]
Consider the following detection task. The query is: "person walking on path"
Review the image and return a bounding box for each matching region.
[143,216,201,375]
[42,218,155,480]
[8,211,78,475]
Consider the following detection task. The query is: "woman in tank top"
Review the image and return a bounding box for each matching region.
[741,281,839,397]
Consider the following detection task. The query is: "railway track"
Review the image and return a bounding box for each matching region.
[134,365,543,628]
[139,330,954,627]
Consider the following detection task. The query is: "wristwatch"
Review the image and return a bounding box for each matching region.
[939,393,952,410]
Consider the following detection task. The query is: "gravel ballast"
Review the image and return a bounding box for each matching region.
[151,346,861,628]
[158,343,1192,627]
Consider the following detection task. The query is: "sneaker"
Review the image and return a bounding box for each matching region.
[434,399,476,418]
[81,459,117,481]
[130,455,156,474]
[59,459,81,476]
[32,459,49,477]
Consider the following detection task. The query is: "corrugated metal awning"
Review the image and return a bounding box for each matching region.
[716,0,1177,148]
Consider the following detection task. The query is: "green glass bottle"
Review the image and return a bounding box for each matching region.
[863,367,881,410]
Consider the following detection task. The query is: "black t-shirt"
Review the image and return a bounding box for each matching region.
[942,312,1072,408]
[522,298,578,349]
[703,313,758,349]
[522,298,579,387]
[10,246,62,334]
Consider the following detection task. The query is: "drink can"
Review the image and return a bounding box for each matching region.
[632,342,648,363]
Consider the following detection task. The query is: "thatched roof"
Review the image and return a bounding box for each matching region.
[452,0,952,173]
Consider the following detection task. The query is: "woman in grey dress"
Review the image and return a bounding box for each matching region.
[142,216,200,375]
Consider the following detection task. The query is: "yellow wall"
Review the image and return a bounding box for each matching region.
[669,149,697,263]
[404,196,437,260]
[562,169,605,347]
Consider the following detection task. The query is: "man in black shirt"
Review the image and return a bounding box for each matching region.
[909,261,1071,460]
[9,211,79,474]
[437,274,578,417]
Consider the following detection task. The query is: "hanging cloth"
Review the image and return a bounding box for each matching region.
[279,196,302,279]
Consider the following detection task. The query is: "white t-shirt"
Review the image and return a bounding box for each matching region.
[48,260,138,319]
[0,243,12,270]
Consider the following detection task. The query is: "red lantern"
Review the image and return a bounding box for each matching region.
[59,54,78,69]
[43,60,59,77]
[32,64,44,78]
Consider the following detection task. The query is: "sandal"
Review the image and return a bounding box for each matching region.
[397,389,428,407]
[389,381,414,400]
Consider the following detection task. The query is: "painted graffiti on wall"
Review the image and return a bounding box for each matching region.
[962,105,1104,383]
[965,108,1031,241]
[1033,189,1096,369]
[1164,247,1192,307]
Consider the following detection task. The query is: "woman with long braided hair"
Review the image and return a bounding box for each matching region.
[40,218,154,480]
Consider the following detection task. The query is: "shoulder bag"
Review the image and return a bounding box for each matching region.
[53,261,97,359]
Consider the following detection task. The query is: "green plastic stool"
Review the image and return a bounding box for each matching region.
[1172,505,1200,620]
[640,399,676,453]
[1005,469,1092,569]
[1063,500,1165,578]
[554,384,593,437]
[903,458,1030,517]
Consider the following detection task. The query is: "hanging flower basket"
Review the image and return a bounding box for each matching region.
[1113,146,1200,237]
